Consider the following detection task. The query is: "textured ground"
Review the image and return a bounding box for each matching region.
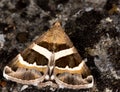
[0,0,120,92]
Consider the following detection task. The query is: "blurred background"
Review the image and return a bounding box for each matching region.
[0,0,120,92]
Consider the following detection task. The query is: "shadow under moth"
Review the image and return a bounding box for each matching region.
[3,22,94,89]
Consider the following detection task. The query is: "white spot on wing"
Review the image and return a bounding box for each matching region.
[51,75,55,80]
[45,75,49,80]
[20,85,29,91]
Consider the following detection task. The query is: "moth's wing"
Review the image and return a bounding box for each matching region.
[3,43,52,86]
[38,81,58,89]
[49,22,94,89]
[53,47,94,89]
[54,60,94,89]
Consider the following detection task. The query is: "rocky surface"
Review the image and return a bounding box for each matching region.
[0,0,120,92]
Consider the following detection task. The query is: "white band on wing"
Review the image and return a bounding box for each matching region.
[55,47,77,61]
[31,43,52,60]
[18,54,47,68]
[31,43,77,61]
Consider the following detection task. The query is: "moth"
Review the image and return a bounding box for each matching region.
[3,22,94,89]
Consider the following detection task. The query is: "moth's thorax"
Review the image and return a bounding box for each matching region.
[49,52,55,66]
[48,52,55,76]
